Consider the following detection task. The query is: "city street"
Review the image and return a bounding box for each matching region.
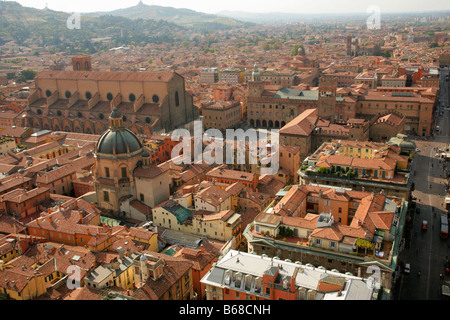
[396,68,450,300]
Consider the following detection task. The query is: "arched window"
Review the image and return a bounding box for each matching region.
[129,93,136,102]
[76,62,81,70]
[85,62,90,70]
[122,115,127,122]
[145,117,151,124]
[99,113,104,120]
[107,93,113,101]
[175,91,179,107]
[45,90,52,97]
[57,110,62,116]
[85,91,92,100]
[77,112,83,118]
[65,91,71,99]
[37,109,42,115]
[152,94,159,103]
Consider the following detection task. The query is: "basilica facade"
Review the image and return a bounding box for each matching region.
[26,56,199,136]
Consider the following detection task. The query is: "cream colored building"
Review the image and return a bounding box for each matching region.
[153,199,241,243]
[202,101,241,130]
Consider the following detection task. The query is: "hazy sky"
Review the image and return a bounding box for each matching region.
[12,0,450,14]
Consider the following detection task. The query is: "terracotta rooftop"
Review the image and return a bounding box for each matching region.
[36,70,176,83]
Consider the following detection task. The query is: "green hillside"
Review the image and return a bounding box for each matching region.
[0,1,185,48]
[88,2,252,30]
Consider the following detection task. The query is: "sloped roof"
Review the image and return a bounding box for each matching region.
[160,199,192,224]
[279,108,318,136]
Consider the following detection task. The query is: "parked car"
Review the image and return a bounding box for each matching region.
[422,220,428,231]
[404,263,411,274]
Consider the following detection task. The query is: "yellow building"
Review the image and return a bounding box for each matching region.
[153,199,242,244]
[0,269,47,300]
[128,227,158,253]
[338,143,375,158]
[84,250,135,291]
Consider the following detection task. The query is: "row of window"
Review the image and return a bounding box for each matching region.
[364,102,421,110]
[249,104,287,109]
[249,110,295,117]
[38,109,153,124]
[45,89,161,104]
[314,238,337,248]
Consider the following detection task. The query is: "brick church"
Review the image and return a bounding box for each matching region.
[26,55,199,136]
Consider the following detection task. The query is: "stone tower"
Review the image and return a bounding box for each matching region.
[346,35,352,56]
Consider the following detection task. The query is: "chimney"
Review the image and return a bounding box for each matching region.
[118,247,124,260]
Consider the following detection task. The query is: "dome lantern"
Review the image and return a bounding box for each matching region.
[110,107,124,130]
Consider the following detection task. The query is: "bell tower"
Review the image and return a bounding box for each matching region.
[248,64,264,98]
[72,55,92,71]
[317,77,337,122]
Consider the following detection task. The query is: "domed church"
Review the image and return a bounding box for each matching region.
[94,107,170,220]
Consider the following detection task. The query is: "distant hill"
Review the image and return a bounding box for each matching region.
[87,2,252,30]
[215,10,309,24]
[215,10,379,24]
[216,9,450,24]
[0,1,185,48]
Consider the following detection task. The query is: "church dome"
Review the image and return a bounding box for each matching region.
[96,129,142,155]
[96,107,143,157]
[140,254,147,262]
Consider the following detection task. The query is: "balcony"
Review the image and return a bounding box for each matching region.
[246,224,394,265]
[118,177,130,186]
[299,166,411,189]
